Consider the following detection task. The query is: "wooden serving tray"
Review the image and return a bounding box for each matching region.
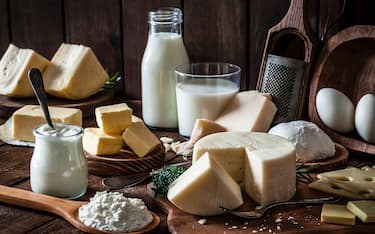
[309,25,375,155]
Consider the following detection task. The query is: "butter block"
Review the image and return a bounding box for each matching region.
[0,44,49,97]
[321,204,355,225]
[215,91,277,132]
[189,119,226,144]
[95,103,132,134]
[347,200,375,223]
[83,128,123,155]
[168,152,243,216]
[12,105,82,142]
[44,43,109,99]
[122,122,160,157]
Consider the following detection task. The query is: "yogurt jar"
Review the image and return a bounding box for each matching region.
[30,123,88,199]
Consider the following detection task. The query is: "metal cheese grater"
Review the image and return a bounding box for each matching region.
[260,54,306,124]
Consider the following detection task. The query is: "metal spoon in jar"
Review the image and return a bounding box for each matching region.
[27,68,54,129]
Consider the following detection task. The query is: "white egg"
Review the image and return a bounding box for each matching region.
[316,88,354,133]
[355,94,375,143]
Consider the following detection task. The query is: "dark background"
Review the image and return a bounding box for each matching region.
[0,0,374,99]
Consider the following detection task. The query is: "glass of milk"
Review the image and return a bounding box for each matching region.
[175,63,241,137]
[30,123,88,199]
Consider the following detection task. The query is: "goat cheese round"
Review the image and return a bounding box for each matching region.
[78,191,153,232]
[268,120,335,162]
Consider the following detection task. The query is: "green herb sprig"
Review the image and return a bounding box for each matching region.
[152,165,185,195]
[296,163,320,183]
[104,71,122,91]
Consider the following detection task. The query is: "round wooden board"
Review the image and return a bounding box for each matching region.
[0,89,114,119]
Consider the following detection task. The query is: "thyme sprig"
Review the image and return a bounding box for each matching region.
[296,163,320,183]
[152,165,186,195]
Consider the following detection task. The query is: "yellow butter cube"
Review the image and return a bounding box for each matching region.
[321,204,355,225]
[83,128,123,155]
[347,200,375,223]
[95,103,132,134]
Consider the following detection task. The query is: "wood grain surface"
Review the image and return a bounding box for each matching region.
[0,0,9,56]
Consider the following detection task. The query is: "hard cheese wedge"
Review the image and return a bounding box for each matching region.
[0,44,49,97]
[12,105,82,142]
[189,119,226,144]
[321,204,355,225]
[347,200,375,223]
[122,122,160,157]
[193,132,296,205]
[95,103,132,134]
[168,152,243,216]
[131,115,143,124]
[83,128,123,155]
[44,43,109,99]
[215,91,277,132]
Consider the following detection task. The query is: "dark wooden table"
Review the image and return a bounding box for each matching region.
[0,101,375,233]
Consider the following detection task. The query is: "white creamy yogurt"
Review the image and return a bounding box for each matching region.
[79,191,153,232]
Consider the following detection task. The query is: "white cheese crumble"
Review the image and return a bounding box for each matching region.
[78,191,153,232]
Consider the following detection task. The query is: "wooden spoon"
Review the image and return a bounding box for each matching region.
[0,185,160,234]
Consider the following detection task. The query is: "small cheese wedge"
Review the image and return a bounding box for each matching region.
[0,44,49,97]
[321,204,355,225]
[215,91,277,132]
[168,152,243,216]
[131,115,143,124]
[189,119,226,144]
[83,128,123,155]
[122,122,160,157]
[12,105,82,142]
[44,43,109,99]
[95,103,132,134]
[347,200,375,223]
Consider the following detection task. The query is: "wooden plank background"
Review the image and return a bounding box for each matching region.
[0,0,374,99]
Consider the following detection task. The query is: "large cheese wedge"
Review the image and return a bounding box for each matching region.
[95,103,132,134]
[12,105,82,142]
[0,44,49,97]
[215,91,277,132]
[83,128,123,155]
[44,43,108,99]
[193,132,296,205]
[168,152,243,216]
[189,119,226,144]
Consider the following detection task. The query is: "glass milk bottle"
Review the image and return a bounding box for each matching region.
[141,7,189,128]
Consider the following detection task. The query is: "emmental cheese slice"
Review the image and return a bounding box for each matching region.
[347,200,375,223]
[168,152,243,216]
[215,91,277,132]
[44,43,109,100]
[12,105,82,142]
[0,44,49,97]
[95,103,132,134]
[83,128,123,155]
[321,204,355,225]
[189,119,226,144]
[193,132,296,205]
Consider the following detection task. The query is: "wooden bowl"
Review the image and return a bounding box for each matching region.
[85,144,165,177]
[309,25,375,155]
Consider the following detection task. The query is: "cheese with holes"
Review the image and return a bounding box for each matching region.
[189,119,226,144]
[83,128,123,155]
[0,44,49,97]
[215,91,277,132]
[347,200,375,223]
[95,103,132,134]
[122,122,160,157]
[44,43,108,99]
[321,204,355,225]
[193,132,296,205]
[12,105,82,142]
[168,152,243,216]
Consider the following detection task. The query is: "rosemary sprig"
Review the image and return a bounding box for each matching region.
[104,71,122,90]
[296,163,320,183]
[152,165,186,195]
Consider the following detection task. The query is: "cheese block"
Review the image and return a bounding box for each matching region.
[309,181,364,200]
[215,91,277,132]
[347,200,375,223]
[95,103,132,134]
[189,119,226,144]
[122,122,160,157]
[44,43,109,99]
[193,132,296,205]
[12,105,82,142]
[168,152,243,216]
[0,44,49,97]
[131,115,143,124]
[321,204,355,225]
[83,128,123,155]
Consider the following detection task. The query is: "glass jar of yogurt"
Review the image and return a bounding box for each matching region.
[30,123,88,199]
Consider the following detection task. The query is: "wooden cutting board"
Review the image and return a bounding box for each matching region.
[0,89,113,118]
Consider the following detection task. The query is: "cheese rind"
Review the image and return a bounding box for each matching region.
[83,128,123,155]
[321,204,355,225]
[44,43,108,99]
[189,119,226,144]
[95,103,132,134]
[168,152,243,216]
[0,44,50,97]
[12,105,82,142]
[215,91,277,132]
[122,122,160,157]
[347,200,375,223]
